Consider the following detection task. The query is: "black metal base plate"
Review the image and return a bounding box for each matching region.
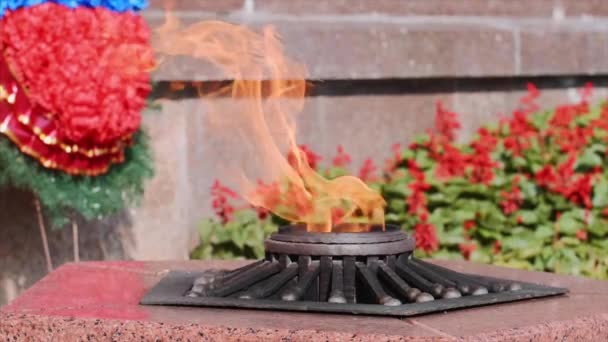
[141,263,567,317]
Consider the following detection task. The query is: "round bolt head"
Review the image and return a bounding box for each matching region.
[380,296,402,306]
[281,291,298,302]
[406,288,421,302]
[472,286,489,296]
[508,283,522,291]
[457,284,471,295]
[328,290,347,304]
[491,283,506,292]
[442,287,462,299]
[415,292,435,303]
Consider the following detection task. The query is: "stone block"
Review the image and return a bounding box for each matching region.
[520,27,608,75]
[253,0,557,17]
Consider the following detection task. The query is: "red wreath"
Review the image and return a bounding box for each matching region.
[1,2,153,145]
[0,3,154,175]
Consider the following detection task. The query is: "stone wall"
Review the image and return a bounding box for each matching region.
[2,0,608,305]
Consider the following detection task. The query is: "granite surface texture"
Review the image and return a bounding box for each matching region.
[1,260,607,341]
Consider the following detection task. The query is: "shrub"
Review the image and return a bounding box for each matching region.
[194,83,608,279]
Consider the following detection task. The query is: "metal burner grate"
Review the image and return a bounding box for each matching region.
[141,225,567,317]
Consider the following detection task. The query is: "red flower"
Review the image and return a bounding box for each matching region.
[358,158,378,182]
[211,180,239,224]
[550,105,577,128]
[255,207,270,221]
[509,110,537,136]
[503,136,531,157]
[579,82,594,104]
[407,159,425,182]
[414,222,439,253]
[602,208,608,218]
[467,152,498,185]
[407,187,428,216]
[556,126,592,153]
[591,105,608,132]
[332,145,352,168]
[500,176,523,215]
[471,127,498,154]
[384,143,403,172]
[576,229,588,241]
[519,83,540,114]
[493,240,502,254]
[459,243,477,260]
[288,145,322,170]
[406,160,430,216]
[435,101,461,142]
[299,145,322,170]
[535,165,558,188]
[567,174,593,209]
[464,220,476,231]
[435,143,468,180]
[535,156,593,208]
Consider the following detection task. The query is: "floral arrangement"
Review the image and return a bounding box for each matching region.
[0,0,155,269]
[195,84,608,279]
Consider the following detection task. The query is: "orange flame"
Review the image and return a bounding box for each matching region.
[153,14,385,232]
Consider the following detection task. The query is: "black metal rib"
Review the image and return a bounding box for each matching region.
[366,256,379,273]
[211,261,282,297]
[410,259,487,295]
[465,273,522,292]
[281,262,321,301]
[278,254,291,268]
[238,264,298,299]
[356,262,401,306]
[299,256,319,300]
[319,256,333,302]
[343,256,357,303]
[377,262,431,303]
[385,255,397,269]
[414,259,497,294]
[395,262,445,298]
[406,260,462,298]
[328,260,347,303]
[222,259,266,281]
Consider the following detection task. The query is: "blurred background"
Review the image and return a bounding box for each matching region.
[2,0,608,305]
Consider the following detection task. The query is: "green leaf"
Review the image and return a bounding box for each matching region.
[415,150,433,169]
[515,209,539,225]
[557,210,584,235]
[452,209,476,222]
[477,228,502,240]
[437,226,466,246]
[519,179,538,199]
[588,219,608,237]
[388,198,405,212]
[534,224,555,241]
[560,236,581,246]
[577,147,603,169]
[593,178,608,208]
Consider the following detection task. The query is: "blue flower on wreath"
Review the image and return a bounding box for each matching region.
[0,0,149,17]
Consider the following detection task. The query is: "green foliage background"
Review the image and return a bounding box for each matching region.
[192,98,608,280]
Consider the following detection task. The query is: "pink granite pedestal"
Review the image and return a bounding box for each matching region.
[1,260,607,341]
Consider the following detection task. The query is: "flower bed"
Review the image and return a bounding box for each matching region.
[192,83,608,279]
